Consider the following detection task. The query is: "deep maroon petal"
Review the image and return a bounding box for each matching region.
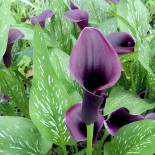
[70,0,79,10]
[70,27,121,94]
[30,9,54,27]
[3,28,24,68]
[106,32,135,54]
[104,107,144,136]
[93,113,104,144]
[100,93,108,110]
[145,113,155,120]
[70,27,121,124]
[65,103,104,144]
[64,9,89,30]
[82,90,104,124]
[138,90,145,99]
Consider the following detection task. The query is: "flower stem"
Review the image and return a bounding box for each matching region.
[86,123,94,155]
[97,130,109,155]
[61,143,68,155]
[129,62,136,93]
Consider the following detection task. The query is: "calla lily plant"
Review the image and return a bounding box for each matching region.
[65,27,122,145]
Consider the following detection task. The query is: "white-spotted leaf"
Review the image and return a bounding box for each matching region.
[104,87,155,115]
[117,0,149,39]
[73,0,112,23]
[0,0,11,61]
[29,24,79,146]
[0,116,51,155]
[104,120,155,155]
[0,70,29,117]
[49,0,72,54]
[98,17,118,36]
[12,24,58,48]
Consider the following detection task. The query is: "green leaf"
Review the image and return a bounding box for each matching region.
[49,0,73,54]
[0,69,29,117]
[0,116,51,154]
[29,24,80,146]
[104,87,155,115]
[49,48,82,97]
[138,42,153,74]
[98,17,118,36]
[117,0,149,39]
[73,0,112,23]
[19,0,38,9]
[11,24,58,48]
[147,72,155,100]
[120,52,138,62]
[0,101,16,116]
[73,148,86,155]
[117,0,152,73]
[0,0,11,61]
[104,120,155,155]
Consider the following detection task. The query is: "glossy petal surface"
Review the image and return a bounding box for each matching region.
[107,32,135,54]
[104,107,144,136]
[145,113,155,120]
[64,9,89,30]
[30,9,54,27]
[70,27,121,124]
[3,28,24,68]
[65,103,104,143]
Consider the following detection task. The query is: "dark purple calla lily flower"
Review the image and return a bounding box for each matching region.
[70,27,121,124]
[104,107,155,136]
[30,9,54,27]
[106,32,135,55]
[65,103,104,144]
[3,28,24,68]
[64,9,89,30]
[104,108,144,136]
[100,93,108,110]
[65,27,121,142]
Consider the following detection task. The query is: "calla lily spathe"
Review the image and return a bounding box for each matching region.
[106,32,135,54]
[30,9,54,27]
[65,103,104,144]
[65,27,121,142]
[3,28,24,68]
[64,9,89,30]
[69,27,121,124]
[104,107,155,136]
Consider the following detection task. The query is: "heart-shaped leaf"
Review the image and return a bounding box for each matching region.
[104,120,155,155]
[0,116,51,154]
[104,87,155,115]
